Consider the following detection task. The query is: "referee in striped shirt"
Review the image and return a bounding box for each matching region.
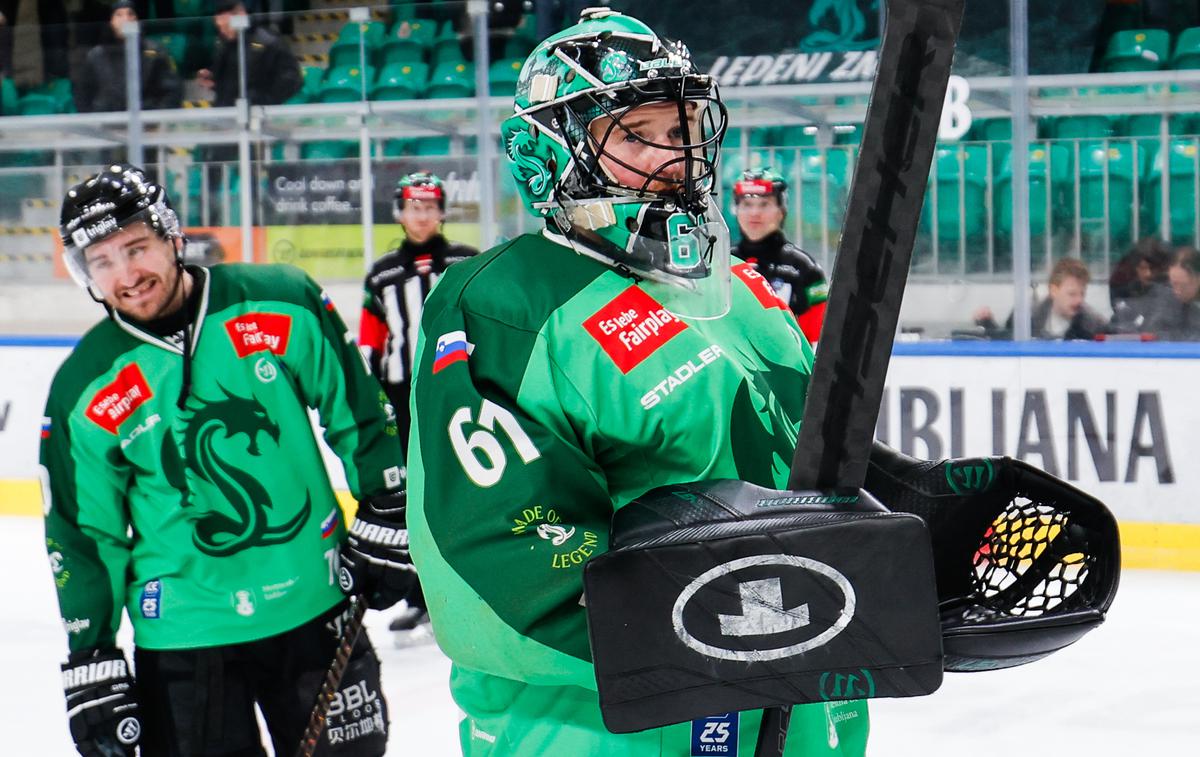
[359,171,477,640]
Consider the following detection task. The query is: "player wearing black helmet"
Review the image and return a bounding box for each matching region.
[47,164,407,756]
[732,167,829,344]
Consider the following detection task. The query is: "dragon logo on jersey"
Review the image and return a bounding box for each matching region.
[728,345,809,486]
[180,388,310,556]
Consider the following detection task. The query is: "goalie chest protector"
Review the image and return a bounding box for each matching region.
[583,479,944,733]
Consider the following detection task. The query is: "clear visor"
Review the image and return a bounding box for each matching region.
[62,211,177,298]
[631,215,732,320]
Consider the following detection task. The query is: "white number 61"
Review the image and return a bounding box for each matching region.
[449,400,541,486]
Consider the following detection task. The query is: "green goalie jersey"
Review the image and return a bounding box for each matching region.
[408,232,869,756]
[42,263,403,653]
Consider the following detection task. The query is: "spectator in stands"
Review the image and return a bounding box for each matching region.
[74,0,183,113]
[1107,237,1176,335]
[1163,246,1200,341]
[973,257,1107,340]
[196,0,301,107]
[0,0,69,82]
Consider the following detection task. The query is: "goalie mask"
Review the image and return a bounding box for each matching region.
[60,164,182,301]
[500,8,730,317]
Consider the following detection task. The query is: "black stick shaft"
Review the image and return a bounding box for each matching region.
[757,0,964,754]
[294,595,367,757]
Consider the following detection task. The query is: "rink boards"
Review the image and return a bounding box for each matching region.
[3,338,1198,570]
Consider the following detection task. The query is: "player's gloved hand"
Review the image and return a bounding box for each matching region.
[338,489,418,610]
[61,647,141,757]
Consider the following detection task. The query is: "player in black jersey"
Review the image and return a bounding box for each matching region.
[731,167,829,344]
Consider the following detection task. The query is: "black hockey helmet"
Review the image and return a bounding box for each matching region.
[60,164,181,295]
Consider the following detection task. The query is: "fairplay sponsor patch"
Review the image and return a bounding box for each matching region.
[225,313,293,358]
[86,363,153,434]
[583,286,687,374]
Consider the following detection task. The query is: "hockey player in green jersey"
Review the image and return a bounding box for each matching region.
[406,8,868,755]
[43,165,416,756]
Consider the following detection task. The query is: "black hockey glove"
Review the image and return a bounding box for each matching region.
[338,490,418,610]
[864,441,1121,672]
[61,647,141,757]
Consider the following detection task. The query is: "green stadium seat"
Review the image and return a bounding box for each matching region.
[44,77,73,113]
[17,92,58,115]
[381,18,435,65]
[329,21,387,69]
[795,147,854,239]
[925,144,989,247]
[746,127,779,147]
[382,138,415,157]
[318,66,372,103]
[426,61,473,99]
[1,76,18,115]
[1102,29,1170,73]
[430,21,463,66]
[996,143,1056,243]
[301,140,359,161]
[285,65,325,105]
[969,117,1011,142]
[1144,137,1200,242]
[505,14,539,60]
[1059,140,1137,248]
[150,33,188,72]
[1172,27,1200,69]
[173,0,208,18]
[413,135,452,155]
[1051,115,1118,140]
[488,58,523,95]
[776,124,818,147]
[372,62,427,100]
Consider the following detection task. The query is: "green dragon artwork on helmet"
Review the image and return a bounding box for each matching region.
[498,7,730,294]
[504,128,554,203]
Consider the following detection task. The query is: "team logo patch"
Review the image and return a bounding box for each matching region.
[583,286,687,374]
[224,313,293,358]
[87,363,153,435]
[691,712,739,756]
[732,263,788,310]
[433,331,473,373]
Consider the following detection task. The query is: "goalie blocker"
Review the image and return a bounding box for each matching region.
[584,450,1121,734]
[583,480,943,734]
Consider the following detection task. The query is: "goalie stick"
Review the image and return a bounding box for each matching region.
[755,0,964,754]
[294,594,367,757]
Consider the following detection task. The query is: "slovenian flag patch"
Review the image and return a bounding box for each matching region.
[319,291,336,312]
[320,508,339,539]
[433,331,473,374]
[41,417,52,440]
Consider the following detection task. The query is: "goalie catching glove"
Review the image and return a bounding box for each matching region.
[338,490,418,610]
[863,441,1121,672]
[61,647,141,757]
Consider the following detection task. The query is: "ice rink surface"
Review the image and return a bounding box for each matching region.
[4,514,1196,755]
